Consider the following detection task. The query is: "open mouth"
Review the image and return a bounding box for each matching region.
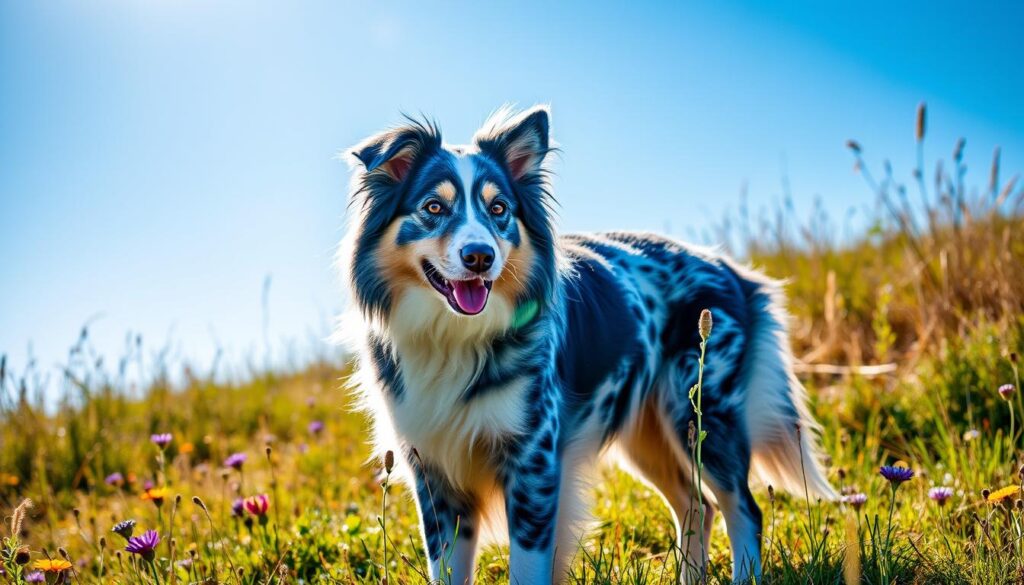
[422,260,492,315]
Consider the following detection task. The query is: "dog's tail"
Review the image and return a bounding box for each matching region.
[734,265,837,501]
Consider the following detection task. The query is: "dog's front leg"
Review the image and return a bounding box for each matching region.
[411,460,479,584]
[503,385,562,584]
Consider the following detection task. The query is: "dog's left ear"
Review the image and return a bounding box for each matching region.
[474,105,551,182]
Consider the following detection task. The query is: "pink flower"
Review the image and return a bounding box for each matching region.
[928,486,954,505]
[244,494,270,517]
[999,384,1016,400]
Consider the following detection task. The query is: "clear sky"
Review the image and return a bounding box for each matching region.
[2,0,1023,388]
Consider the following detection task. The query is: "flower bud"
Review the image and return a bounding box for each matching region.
[698,309,713,341]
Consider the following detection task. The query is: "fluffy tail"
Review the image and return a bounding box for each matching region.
[735,267,837,501]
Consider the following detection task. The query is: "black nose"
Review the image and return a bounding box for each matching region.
[460,243,495,273]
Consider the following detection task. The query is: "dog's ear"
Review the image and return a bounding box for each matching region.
[350,121,439,184]
[474,105,551,182]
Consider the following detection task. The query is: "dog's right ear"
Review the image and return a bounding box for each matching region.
[349,121,440,184]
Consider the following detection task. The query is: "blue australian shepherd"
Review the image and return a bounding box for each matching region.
[339,106,835,584]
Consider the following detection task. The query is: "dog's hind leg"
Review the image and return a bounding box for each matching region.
[617,400,716,583]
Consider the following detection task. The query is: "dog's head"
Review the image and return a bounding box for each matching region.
[345,106,557,329]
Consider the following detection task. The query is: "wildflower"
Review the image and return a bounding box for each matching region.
[231,498,245,518]
[698,309,713,341]
[384,450,395,474]
[987,485,1020,503]
[0,472,19,486]
[841,493,868,509]
[125,530,161,562]
[999,384,1016,400]
[25,571,45,583]
[224,453,247,470]
[963,429,980,441]
[879,465,914,486]
[14,546,31,565]
[112,519,136,540]
[105,472,125,486]
[179,442,195,454]
[928,487,954,506]
[244,494,270,524]
[150,433,173,449]
[140,487,170,507]
[32,559,72,573]
[308,420,324,435]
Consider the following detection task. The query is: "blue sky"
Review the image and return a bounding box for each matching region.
[2,0,1022,386]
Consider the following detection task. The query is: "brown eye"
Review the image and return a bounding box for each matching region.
[424,200,443,215]
[490,202,506,216]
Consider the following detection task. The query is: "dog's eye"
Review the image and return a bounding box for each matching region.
[424,200,444,215]
[490,202,506,216]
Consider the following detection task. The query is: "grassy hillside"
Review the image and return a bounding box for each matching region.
[3,107,1024,584]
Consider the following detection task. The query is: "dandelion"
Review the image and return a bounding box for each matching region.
[308,420,324,435]
[32,559,72,573]
[928,487,954,506]
[224,452,247,470]
[25,571,45,583]
[105,472,125,487]
[879,465,915,486]
[125,530,161,562]
[244,494,270,517]
[112,519,136,540]
[986,485,1020,504]
[140,487,170,507]
[150,433,173,449]
[841,492,868,509]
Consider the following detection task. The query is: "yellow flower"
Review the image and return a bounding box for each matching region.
[141,487,170,503]
[33,559,72,572]
[986,485,1020,503]
[179,442,195,454]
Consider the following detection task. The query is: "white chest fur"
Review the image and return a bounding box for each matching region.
[359,289,527,489]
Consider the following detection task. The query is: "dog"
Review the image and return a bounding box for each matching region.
[339,105,835,584]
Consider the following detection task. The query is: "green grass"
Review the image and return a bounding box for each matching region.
[3,105,1024,583]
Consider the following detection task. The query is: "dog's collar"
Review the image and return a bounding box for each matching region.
[510,299,540,331]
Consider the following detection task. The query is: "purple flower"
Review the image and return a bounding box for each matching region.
[105,472,125,486]
[999,384,1016,400]
[112,519,136,540]
[150,433,173,449]
[880,465,914,486]
[928,486,954,505]
[841,493,868,509]
[308,420,324,435]
[223,452,247,470]
[125,529,161,561]
[231,498,245,518]
[25,572,45,583]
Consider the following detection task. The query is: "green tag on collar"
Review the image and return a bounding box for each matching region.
[510,299,540,330]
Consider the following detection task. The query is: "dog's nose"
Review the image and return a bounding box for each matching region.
[460,243,495,273]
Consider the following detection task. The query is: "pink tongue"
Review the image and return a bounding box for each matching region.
[451,279,489,314]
